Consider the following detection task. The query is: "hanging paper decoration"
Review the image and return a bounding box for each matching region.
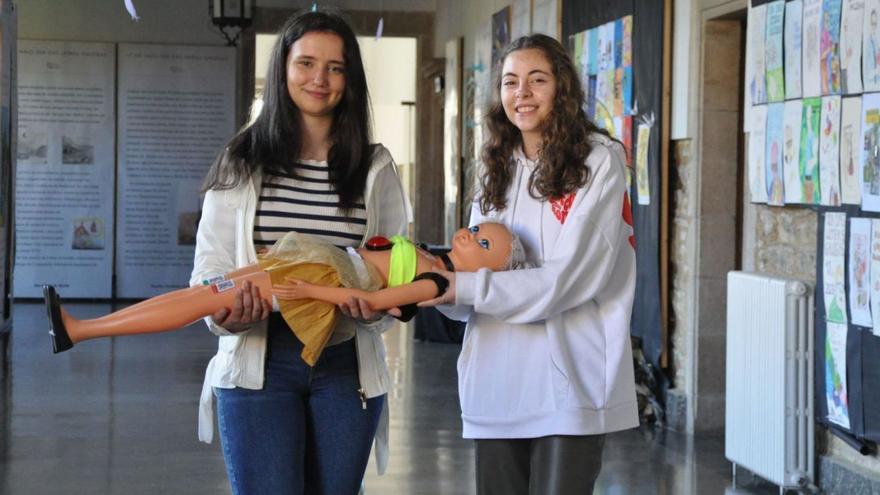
[311,3,317,12]
[124,0,139,21]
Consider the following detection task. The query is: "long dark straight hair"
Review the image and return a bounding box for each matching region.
[478,34,610,214]
[203,10,372,210]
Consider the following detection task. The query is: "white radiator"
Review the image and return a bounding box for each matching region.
[725,271,814,491]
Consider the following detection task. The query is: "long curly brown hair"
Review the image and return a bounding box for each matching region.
[478,34,609,214]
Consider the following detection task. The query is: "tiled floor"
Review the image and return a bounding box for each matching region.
[0,301,780,494]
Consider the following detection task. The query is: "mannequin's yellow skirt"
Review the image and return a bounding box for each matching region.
[257,232,382,366]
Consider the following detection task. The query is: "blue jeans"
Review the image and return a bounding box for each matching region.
[215,315,384,495]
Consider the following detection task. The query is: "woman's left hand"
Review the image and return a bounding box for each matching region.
[417,268,456,307]
[339,296,402,323]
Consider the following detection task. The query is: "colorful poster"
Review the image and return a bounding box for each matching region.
[611,116,633,165]
[803,0,823,97]
[766,103,786,205]
[825,322,851,429]
[785,1,805,99]
[841,0,865,94]
[613,19,624,117]
[750,105,769,203]
[872,219,880,335]
[784,100,804,203]
[766,1,786,102]
[588,28,599,76]
[860,93,880,211]
[820,96,842,206]
[824,212,848,324]
[594,22,615,125]
[864,0,880,91]
[748,4,769,105]
[622,16,633,116]
[821,0,843,95]
[841,97,862,204]
[572,31,585,77]
[801,97,823,204]
[636,123,651,205]
[849,217,873,326]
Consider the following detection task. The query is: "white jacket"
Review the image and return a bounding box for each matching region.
[190,145,411,474]
[441,134,639,438]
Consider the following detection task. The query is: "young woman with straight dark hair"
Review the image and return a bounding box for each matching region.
[192,10,410,494]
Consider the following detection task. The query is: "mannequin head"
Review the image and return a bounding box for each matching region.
[445,222,525,272]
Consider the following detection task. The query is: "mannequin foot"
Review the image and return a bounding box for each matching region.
[43,285,73,353]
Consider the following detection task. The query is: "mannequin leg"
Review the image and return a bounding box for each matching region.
[105,264,265,319]
[44,269,273,353]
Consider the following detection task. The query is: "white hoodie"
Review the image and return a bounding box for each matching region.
[441,134,639,439]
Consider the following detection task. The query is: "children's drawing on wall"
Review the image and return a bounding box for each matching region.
[572,17,633,153]
[613,19,624,117]
[749,4,769,105]
[871,219,880,335]
[783,100,804,203]
[860,93,880,210]
[765,1,786,102]
[820,95,842,206]
[803,0,824,97]
[864,0,880,91]
[621,16,633,116]
[824,212,848,324]
[785,1,805,99]
[840,96,863,204]
[840,0,864,94]
[849,217,873,326]
[636,116,652,205]
[800,97,822,204]
[825,322,851,429]
[766,103,786,205]
[821,0,843,95]
[750,105,769,203]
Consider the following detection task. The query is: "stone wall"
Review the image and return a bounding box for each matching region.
[670,139,693,393]
[751,205,817,283]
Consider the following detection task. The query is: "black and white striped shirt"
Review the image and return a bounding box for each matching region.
[254,161,367,250]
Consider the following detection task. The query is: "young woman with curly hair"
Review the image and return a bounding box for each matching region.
[421,34,639,495]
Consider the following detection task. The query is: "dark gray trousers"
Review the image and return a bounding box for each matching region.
[475,434,605,495]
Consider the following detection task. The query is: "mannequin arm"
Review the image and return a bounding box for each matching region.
[274,277,440,312]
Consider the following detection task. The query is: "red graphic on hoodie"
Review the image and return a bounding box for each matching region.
[622,192,635,249]
[550,193,576,224]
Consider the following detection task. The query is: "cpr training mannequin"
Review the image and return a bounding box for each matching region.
[44,222,523,365]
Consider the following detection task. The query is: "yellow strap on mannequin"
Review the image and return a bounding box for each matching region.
[388,235,417,287]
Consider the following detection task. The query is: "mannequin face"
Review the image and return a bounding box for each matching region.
[447,223,513,272]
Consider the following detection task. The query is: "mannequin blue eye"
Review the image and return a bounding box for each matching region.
[479,239,490,249]
[469,225,480,233]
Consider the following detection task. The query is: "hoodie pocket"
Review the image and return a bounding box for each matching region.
[547,336,572,408]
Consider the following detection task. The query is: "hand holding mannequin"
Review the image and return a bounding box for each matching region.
[44,222,523,365]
